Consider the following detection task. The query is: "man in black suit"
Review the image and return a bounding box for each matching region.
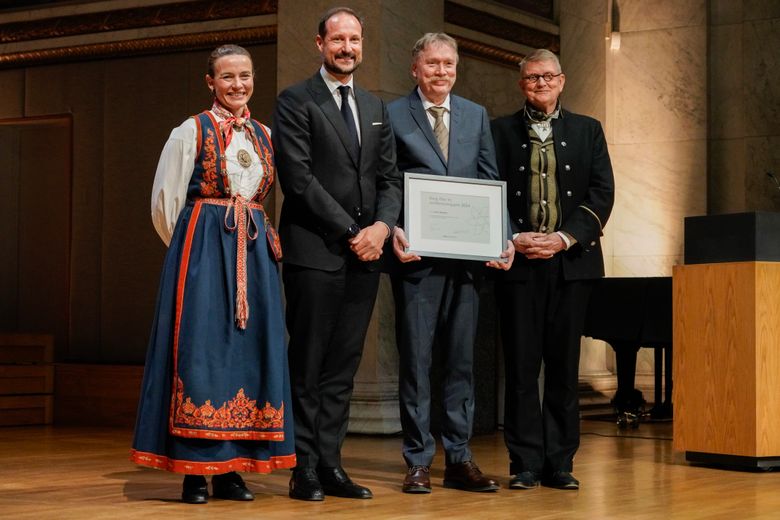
[491,49,614,491]
[387,32,513,494]
[272,6,402,502]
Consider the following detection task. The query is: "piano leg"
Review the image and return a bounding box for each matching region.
[654,347,662,411]
[649,344,673,420]
[611,342,645,428]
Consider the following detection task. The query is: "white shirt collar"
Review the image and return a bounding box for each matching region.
[417,87,451,111]
[320,65,355,96]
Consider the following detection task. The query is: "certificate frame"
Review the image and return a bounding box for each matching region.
[404,172,507,262]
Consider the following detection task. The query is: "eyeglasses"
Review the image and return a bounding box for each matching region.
[522,72,562,83]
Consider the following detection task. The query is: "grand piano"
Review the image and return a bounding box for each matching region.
[582,277,673,427]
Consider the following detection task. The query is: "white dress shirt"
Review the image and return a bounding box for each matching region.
[320,66,361,144]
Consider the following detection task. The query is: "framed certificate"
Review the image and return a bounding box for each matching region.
[404,172,507,262]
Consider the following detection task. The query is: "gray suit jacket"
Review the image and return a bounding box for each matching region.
[272,72,402,271]
[386,89,499,276]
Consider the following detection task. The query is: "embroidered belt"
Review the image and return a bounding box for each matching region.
[197,196,281,330]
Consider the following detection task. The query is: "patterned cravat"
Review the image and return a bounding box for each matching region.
[428,106,449,162]
[211,99,255,149]
[337,85,360,155]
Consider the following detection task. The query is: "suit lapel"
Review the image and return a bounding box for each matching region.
[355,87,374,167]
[551,109,566,138]
[514,110,531,145]
[408,90,447,168]
[446,96,463,174]
[307,73,360,167]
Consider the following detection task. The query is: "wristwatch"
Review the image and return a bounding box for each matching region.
[346,223,361,238]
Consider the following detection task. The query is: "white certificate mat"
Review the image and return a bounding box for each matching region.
[404,172,507,261]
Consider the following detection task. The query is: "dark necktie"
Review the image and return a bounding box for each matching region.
[338,85,360,155]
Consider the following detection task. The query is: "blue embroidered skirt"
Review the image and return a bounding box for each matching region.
[131,200,296,474]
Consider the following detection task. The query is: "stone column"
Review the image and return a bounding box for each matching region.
[607,0,707,385]
[559,0,615,392]
[276,0,444,434]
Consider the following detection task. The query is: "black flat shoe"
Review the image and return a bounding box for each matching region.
[289,468,324,501]
[181,475,208,504]
[542,470,579,490]
[318,467,373,499]
[509,470,540,489]
[212,472,254,501]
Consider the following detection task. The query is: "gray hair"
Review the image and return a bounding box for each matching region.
[519,48,561,74]
[411,32,459,62]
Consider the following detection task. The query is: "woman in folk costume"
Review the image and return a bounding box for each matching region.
[131,44,295,504]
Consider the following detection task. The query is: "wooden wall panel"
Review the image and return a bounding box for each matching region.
[0,128,20,330]
[0,69,24,117]
[24,62,106,361]
[0,334,54,425]
[54,363,143,427]
[0,395,53,426]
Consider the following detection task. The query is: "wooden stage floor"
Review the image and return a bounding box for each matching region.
[1,420,779,519]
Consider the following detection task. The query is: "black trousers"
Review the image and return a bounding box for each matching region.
[497,256,593,475]
[283,261,380,469]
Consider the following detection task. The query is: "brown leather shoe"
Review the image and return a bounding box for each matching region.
[402,465,431,494]
[443,461,499,492]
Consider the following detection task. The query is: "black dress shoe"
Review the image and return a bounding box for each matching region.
[443,461,499,492]
[181,474,208,504]
[402,465,431,494]
[212,471,254,501]
[289,468,324,501]
[318,467,373,499]
[509,470,540,489]
[542,470,579,490]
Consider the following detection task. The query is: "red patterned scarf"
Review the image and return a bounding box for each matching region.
[211,99,255,149]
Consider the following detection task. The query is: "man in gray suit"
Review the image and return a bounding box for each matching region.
[273,7,402,502]
[387,32,513,494]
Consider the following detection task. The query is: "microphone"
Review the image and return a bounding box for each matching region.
[768,171,780,191]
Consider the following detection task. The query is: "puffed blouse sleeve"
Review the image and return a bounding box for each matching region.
[150,118,198,246]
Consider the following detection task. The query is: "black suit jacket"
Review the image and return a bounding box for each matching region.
[491,108,614,281]
[272,72,402,271]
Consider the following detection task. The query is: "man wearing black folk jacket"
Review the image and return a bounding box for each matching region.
[491,48,615,491]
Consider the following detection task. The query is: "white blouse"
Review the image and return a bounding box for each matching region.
[150,112,268,245]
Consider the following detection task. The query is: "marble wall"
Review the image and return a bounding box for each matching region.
[709,0,780,214]
[455,58,524,118]
[606,0,708,278]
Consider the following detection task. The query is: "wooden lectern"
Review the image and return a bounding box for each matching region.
[673,212,780,468]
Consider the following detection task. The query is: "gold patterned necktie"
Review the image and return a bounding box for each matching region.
[428,106,449,162]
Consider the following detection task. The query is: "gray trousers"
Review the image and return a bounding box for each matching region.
[392,261,479,467]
